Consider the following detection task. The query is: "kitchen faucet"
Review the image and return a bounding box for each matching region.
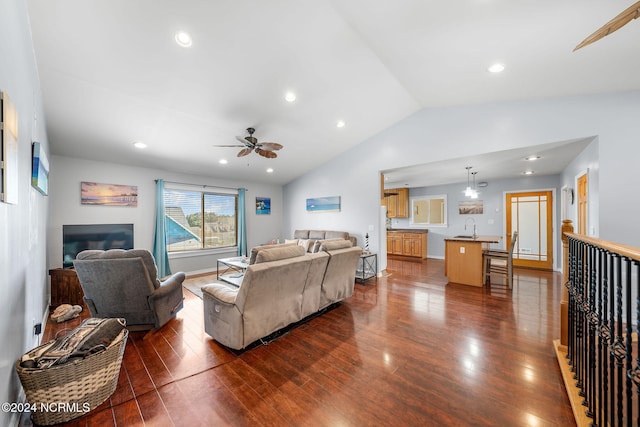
[464,218,477,239]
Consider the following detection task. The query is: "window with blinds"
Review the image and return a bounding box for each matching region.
[163,187,238,252]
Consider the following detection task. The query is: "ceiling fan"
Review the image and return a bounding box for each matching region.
[214,127,283,159]
[574,1,640,50]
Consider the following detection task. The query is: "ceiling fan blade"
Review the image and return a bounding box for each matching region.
[258,142,283,151]
[574,1,640,51]
[237,148,252,157]
[236,136,251,146]
[256,148,277,159]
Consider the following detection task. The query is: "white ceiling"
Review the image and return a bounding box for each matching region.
[25,1,640,185]
[382,137,594,188]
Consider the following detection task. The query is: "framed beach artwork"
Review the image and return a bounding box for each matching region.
[1,91,19,204]
[255,197,271,215]
[306,196,340,212]
[458,200,483,214]
[81,181,138,206]
[31,142,49,195]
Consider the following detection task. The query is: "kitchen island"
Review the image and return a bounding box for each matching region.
[444,235,502,287]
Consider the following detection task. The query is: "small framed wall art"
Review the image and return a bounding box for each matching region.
[31,142,49,195]
[306,196,340,212]
[256,197,271,215]
[1,91,19,204]
[458,200,483,214]
[81,181,138,206]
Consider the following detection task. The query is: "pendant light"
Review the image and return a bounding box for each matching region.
[464,166,473,197]
[470,172,479,199]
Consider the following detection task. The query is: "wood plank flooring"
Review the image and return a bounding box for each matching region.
[20,257,575,426]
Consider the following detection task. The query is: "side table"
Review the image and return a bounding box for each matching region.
[216,256,249,287]
[49,268,85,308]
[356,253,377,283]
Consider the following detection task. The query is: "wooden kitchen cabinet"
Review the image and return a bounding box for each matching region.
[383,188,409,218]
[387,231,427,258]
[387,233,404,255]
[403,233,424,257]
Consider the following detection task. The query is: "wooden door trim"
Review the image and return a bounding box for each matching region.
[505,190,554,270]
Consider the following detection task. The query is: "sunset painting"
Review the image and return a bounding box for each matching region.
[81,181,138,206]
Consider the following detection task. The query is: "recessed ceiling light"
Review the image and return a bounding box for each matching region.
[336,120,345,128]
[525,155,541,161]
[219,159,228,164]
[266,168,274,173]
[133,141,147,149]
[175,31,192,48]
[284,92,296,102]
[524,170,535,175]
[488,63,505,73]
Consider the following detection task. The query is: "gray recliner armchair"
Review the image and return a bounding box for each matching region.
[73,249,185,333]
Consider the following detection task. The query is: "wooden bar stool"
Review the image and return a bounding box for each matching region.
[483,231,518,289]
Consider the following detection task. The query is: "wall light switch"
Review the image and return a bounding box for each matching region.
[368,224,374,231]
[460,247,465,254]
[488,219,494,224]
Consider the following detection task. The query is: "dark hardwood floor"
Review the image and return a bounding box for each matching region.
[21,257,575,426]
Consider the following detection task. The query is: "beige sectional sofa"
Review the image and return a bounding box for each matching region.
[202,239,362,350]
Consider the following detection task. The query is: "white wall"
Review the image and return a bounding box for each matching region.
[49,155,284,274]
[561,138,600,236]
[283,91,640,260]
[0,0,50,424]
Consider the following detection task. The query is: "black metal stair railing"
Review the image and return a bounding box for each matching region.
[565,234,640,426]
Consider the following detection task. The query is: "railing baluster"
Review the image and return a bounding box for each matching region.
[614,253,624,426]
[624,257,633,427]
[610,252,617,426]
[601,249,610,426]
[587,244,597,420]
[634,260,640,427]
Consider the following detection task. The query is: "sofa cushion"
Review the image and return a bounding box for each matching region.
[325,231,349,240]
[293,230,310,239]
[308,230,326,240]
[249,242,296,265]
[255,245,306,264]
[320,239,353,251]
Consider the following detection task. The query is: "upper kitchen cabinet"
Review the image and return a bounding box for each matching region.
[382,187,409,218]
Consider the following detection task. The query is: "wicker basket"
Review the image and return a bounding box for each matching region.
[16,328,128,425]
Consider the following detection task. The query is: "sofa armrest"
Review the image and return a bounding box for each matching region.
[202,282,238,305]
[153,272,186,297]
[148,272,186,327]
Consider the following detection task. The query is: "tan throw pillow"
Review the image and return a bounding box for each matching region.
[284,239,298,245]
[297,239,310,252]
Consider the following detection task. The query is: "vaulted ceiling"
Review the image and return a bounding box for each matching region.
[26,1,640,185]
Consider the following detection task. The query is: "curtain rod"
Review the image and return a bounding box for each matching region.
[155,179,247,192]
